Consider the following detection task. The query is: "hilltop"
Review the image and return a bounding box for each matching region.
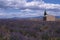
[0,19,60,40]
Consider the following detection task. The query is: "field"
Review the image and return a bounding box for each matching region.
[0,19,60,40]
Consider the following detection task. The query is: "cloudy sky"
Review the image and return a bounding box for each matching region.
[0,0,60,18]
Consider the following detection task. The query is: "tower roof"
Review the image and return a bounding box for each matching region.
[44,10,47,15]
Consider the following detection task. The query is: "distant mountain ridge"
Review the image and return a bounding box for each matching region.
[0,16,60,19]
[56,16,60,18]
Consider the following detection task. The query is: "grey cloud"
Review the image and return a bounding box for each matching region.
[0,0,60,18]
[0,0,60,10]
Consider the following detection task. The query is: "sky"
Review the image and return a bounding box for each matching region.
[0,0,60,18]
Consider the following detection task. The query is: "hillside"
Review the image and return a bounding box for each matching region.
[0,19,60,40]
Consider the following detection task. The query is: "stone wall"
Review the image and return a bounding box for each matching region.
[46,15,55,21]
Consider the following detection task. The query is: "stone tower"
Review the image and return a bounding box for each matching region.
[43,10,47,21]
